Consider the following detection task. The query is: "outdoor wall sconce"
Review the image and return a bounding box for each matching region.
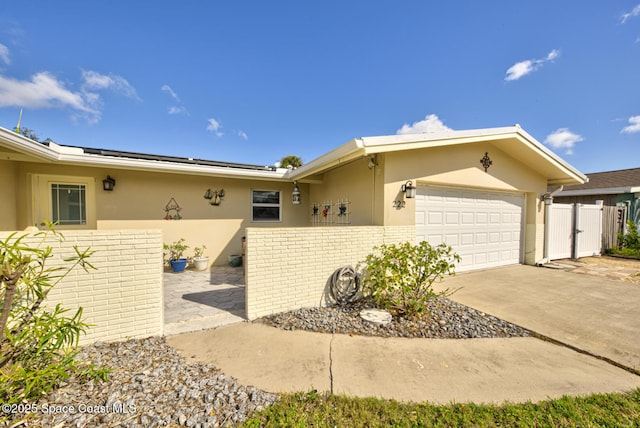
[102,176,116,191]
[480,152,493,172]
[292,181,301,205]
[368,154,378,169]
[204,188,224,206]
[401,180,416,198]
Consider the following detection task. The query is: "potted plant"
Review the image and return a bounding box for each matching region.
[163,238,189,273]
[192,245,209,271]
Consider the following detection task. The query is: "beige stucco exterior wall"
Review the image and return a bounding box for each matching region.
[245,225,416,319]
[98,219,247,266]
[0,229,163,345]
[383,143,548,264]
[0,159,17,230]
[307,157,384,226]
[6,162,309,264]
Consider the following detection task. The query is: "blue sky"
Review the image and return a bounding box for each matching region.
[0,1,638,173]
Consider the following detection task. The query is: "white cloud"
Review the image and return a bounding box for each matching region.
[161,84,180,102]
[505,49,560,81]
[0,71,99,118]
[0,43,10,65]
[81,70,139,100]
[206,118,224,137]
[544,128,583,155]
[161,84,189,115]
[621,4,640,23]
[621,115,640,134]
[396,114,453,135]
[0,69,141,124]
[168,106,188,115]
[237,130,248,140]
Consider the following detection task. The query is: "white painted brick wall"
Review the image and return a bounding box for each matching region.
[245,225,415,319]
[0,229,163,344]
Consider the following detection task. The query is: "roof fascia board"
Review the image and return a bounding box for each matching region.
[513,127,587,184]
[0,127,58,162]
[291,126,587,185]
[289,138,365,179]
[1,127,288,181]
[359,126,519,148]
[55,153,288,180]
[556,187,640,197]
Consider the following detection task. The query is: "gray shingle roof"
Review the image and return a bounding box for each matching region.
[562,167,640,191]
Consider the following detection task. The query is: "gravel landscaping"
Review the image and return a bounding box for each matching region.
[5,337,278,428]
[258,297,531,339]
[5,297,529,427]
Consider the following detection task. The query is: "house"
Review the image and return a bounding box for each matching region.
[0,124,585,272]
[551,168,640,249]
[1,124,589,331]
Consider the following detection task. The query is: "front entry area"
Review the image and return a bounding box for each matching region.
[164,266,246,335]
[416,185,525,272]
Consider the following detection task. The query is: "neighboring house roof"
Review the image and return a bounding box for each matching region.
[1,125,586,186]
[290,125,586,186]
[552,167,640,197]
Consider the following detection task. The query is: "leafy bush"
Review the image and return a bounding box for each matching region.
[0,225,106,406]
[618,220,640,250]
[362,241,460,317]
[163,238,189,261]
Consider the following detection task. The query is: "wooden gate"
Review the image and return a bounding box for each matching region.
[548,202,603,260]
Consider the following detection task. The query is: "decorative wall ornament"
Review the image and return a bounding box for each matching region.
[335,198,351,225]
[164,197,182,220]
[480,152,493,172]
[204,188,225,206]
[311,199,352,226]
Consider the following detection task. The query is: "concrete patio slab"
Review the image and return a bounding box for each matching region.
[167,323,640,404]
[164,267,246,335]
[436,264,640,372]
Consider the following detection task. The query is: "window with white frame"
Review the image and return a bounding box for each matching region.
[31,174,95,229]
[251,190,281,222]
[51,183,87,225]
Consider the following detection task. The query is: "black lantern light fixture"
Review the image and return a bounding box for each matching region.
[102,175,116,191]
[292,181,301,205]
[401,180,416,198]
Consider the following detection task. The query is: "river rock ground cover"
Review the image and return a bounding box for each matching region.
[5,297,529,427]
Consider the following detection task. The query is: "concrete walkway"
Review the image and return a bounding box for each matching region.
[164,266,245,335]
[167,323,640,405]
[166,265,640,404]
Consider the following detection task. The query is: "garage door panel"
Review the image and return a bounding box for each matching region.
[416,185,524,272]
[445,212,459,224]
[428,212,443,225]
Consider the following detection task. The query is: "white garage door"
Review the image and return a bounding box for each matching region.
[416,185,524,272]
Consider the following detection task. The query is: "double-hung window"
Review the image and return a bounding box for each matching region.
[251,190,281,222]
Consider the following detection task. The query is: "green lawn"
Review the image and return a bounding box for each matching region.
[243,388,640,427]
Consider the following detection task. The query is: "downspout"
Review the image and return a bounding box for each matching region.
[540,185,564,265]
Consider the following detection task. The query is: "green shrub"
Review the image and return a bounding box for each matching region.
[0,225,106,406]
[362,241,460,317]
[618,220,640,250]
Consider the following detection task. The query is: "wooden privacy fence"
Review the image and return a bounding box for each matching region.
[602,205,627,250]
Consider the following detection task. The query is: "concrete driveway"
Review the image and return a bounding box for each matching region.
[436,264,640,372]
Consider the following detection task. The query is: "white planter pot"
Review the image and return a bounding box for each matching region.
[193,257,209,271]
